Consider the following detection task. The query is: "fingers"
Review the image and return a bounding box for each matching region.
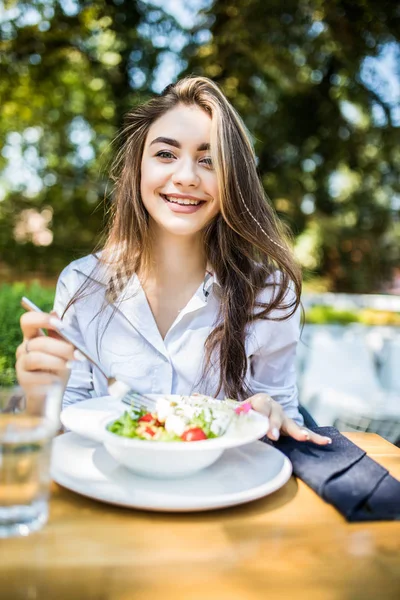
[15,370,62,389]
[248,393,273,416]
[281,417,332,446]
[248,393,332,445]
[16,333,74,362]
[16,316,77,394]
[247,393,282,441]
[16,337,76,380]
[24,350,72,374]
[267,403,285,441]
[16,350,71,393]
[20,311,64,342]
[23,335,75,360]
[48,310,62,340]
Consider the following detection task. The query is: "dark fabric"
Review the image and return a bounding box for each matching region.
[272,426,400,522]
[298,404,318,428]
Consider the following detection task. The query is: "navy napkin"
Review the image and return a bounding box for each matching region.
[271,426,400,522]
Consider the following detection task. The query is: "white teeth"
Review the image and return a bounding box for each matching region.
[164,195,201,206]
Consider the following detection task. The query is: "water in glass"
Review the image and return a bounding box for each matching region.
[0,414,55,537]
[0,384,62,537]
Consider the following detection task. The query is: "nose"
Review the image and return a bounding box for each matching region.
[171,157,199,188]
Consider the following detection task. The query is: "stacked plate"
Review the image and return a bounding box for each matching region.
[52,396,292,512]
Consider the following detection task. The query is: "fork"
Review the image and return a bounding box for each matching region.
[21,297,157,414]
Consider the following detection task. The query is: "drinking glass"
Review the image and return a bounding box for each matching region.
[0,383,63,538]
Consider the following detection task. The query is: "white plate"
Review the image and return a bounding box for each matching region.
[51,433,292,512]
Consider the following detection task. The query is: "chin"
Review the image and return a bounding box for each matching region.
[160,221,205,237]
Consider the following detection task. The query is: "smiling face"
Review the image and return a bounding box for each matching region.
[140,104,220,239]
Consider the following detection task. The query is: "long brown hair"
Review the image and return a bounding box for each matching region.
[65,76,302,400]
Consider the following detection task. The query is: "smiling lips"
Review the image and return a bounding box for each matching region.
[161,193,206,214]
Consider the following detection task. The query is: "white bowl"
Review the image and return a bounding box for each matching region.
[101,395,270,479]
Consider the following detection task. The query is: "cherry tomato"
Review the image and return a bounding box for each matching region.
[181,427,207,441]
[144,426,156,437]
[138,413,154,423]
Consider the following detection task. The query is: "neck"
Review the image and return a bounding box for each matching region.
[142,226,207,286]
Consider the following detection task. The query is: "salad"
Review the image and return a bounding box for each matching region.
[107,396,238,442]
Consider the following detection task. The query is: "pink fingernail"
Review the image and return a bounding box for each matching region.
[234,401,252,415]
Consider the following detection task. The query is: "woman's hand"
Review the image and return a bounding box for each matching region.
[247,393,332,445]
[16,311,76,397]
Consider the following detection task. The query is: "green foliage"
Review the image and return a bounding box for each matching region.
[305,305,359,325]
[1,0,399,293]
[0,0,181,273]
[0,282,55,386]
[184,0,400,292]
[305,304,400,326]
[0,356,15,388]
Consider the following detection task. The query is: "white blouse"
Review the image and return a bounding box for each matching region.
[54,254,303,425]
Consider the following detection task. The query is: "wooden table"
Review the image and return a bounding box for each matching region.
[1,433,399,600]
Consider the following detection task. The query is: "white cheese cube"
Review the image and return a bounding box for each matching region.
[164,415,187,436]
[156,398,175,423]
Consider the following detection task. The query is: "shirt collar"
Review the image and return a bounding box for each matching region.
[203,265,220,298]
[73,255,221,302]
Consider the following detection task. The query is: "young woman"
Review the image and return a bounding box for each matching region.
[16,76,331,445]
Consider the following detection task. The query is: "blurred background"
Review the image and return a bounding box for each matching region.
[0,0,399,440]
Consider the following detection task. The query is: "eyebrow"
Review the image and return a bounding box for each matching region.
[149,137,210,152]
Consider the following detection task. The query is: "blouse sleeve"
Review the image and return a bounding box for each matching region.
[248,284,304,426]
[53,265,94,408]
